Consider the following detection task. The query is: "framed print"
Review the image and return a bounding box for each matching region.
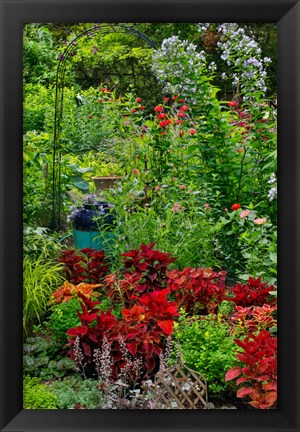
[1,0,300,431]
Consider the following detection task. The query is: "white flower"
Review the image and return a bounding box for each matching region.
[268,186,277,201]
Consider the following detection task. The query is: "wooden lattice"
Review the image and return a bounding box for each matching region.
[153,363,208,409]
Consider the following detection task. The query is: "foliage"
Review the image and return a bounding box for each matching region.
[121,242,176,291]
[59,248,109,284]
[167,267,226,315]
[227,277,274,307]
[46,298,82,344]
[50,281,101,305]
[50,376,104,409]
[214,204,277,282]
[23,376,58,409]
[174,313,239,396]
[66,284,178,381]
[225,330,277,409]
[107,178,223,271]
[23,255,65,335]
[23,333,77,380]
[230,304,277,338]
[23,25,57,85]
[23,226,64,261]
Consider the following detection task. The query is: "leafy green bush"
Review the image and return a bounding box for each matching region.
[23,226,64,261]
[215,205,277,283]
[46,298,81,344]
[23,255,65,335]
[23,376,58,409]
[50,376,104,409]
[23,333,77,379]
[107,177,222,270]
[174,312,239,397]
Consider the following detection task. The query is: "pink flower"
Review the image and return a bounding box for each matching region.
[154,186,162,191]
[172,203,181,213]
[203,203,211,209]
[240,209,251,218]
[254,218,267,225]
[179,184,186,190]
[132,168,140,176]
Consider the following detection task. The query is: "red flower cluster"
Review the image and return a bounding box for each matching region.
[231,203,241,210]
[167,267,227,315]
[159,119,172,128]
[154,105,163,112]
[59,248,109,284]
[157,113,167,120]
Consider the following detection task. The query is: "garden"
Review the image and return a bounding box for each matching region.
[23,22,277,410]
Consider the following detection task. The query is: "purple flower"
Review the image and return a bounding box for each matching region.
[57,54,64,61]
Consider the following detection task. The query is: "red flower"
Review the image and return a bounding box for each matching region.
[189,128,197,135]
[98,99,103,103]
[180,105,189,112]
[228,101,237,107]
[131,109,137,113]
[159,119,172,128]
[139,105,145,110]
[88,115,93,119]
[172,95,178,100]
[136,97,143,103]
[178,99,184,103]
[163,97,170,102]
[231,203,241,210]
[177,112,186,118]
[154,105,163,112]
[157,113,167,119]
[178,131,185,137]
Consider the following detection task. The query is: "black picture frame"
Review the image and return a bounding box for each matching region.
[1,1,299,431]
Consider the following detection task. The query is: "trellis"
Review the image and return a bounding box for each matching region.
[51,24,158,229]
[153,364,208,409]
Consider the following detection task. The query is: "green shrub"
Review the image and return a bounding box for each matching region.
[23,226,64,261]
[23,376,58,409]
[50,376,104,409]
[174,312,239,397]
[23,255,65,335]
[46,298,81,344]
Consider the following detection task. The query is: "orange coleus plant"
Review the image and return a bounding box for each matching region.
[50,281,102,305]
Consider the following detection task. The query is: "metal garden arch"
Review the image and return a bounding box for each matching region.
[51,24,158,229]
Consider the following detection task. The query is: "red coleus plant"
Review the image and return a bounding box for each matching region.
[121,242,176,293]
[227,277,274,307]
[67,289,178,380]
[50,281,102,305]
[167,267,227,315]
[59,248,109,284]
[225,330,277,409]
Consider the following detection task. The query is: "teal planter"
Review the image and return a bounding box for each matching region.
[72,229,115,253]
